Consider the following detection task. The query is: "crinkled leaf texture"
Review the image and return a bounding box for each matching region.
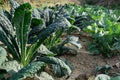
[0,9,11,21]
[29,18,45,43]
[32,8,42,19]
[51,36,82,55]
[64,36,82,49]
[0,13,15,36]
[26,17,71,65]
[37,44,55,56]
[0,60,22,75]
[61,36,82,55]
[38,57,73,77]
[30,18,45,34]
[13,2,32,66]
[37,17,71,39]
[10,61,45,80]
[0,13,20,61]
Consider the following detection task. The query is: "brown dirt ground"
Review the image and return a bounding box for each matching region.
[56,33,120,80]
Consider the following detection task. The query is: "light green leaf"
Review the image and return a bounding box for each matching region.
[10,61,45,80]
[38,57,73,77]
[37,72,54,80]
[0,47,7,66]
[95,74,110,80]
[0,60,22,75]
[65,36,82,49]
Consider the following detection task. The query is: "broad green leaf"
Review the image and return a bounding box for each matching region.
[59,58,74,74]
[0,27,20,61]
[10,61,45,80]
[37,17,71,39]
[13,3,32,66]
[0,12,20,53]
[29,18,45,44]
[0,13,20,60]
[0,13,20,61]
[26,17,71,65]
[0,13,15,36]
[38,57,73,77]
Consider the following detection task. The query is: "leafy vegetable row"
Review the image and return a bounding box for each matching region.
[59,4,120,57]
[0,0,82,80]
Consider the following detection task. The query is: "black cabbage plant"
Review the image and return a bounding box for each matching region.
[28,4,81,56]
[0,0,82,80]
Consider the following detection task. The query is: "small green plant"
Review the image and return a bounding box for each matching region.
[60,4,120,57]
[84,11,120,57]
[70,5,120,57]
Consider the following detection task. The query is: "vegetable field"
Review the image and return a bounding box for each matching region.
[0,0,120,80]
